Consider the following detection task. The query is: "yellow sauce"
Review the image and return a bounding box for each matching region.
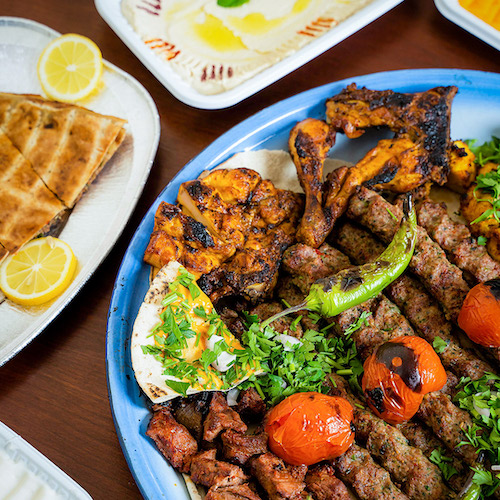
[192,13,246,52]
[227,0,313,36]
[459,0,500,31]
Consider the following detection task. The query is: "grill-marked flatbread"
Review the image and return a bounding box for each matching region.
[0,93,127,208]
[0,130,65,253]
[0,243,7,264]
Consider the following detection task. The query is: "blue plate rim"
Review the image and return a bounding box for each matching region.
[106,67,500,500]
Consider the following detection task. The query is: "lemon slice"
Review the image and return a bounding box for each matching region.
[0,237,77,306]
[37,33,103,102]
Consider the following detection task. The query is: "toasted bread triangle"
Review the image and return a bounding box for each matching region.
[0,130,65,253]
[0,93,127,208]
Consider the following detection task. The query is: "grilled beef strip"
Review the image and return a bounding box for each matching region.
[334,221,495,380]
[249,452,306,500]
[204,392,247,442]
[172,392,212,441]
[146,407,198,473]
[236,388,266,423]
[346,186,469,322]
[221,429,268,466]
[332,443,409,500]
[205,484,262,500]
[328,373,451,499]
[416,199,500,282]
[190,449,249,489]
[305,464,352,500]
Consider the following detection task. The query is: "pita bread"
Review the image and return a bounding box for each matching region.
[0,131,65,253]
[132,259,260,404]
[0,93,127,208]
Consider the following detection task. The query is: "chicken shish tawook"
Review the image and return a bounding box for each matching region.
[136,84,500,500]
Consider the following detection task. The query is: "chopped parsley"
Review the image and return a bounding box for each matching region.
[478,235,488,246]
[467,137,500,167]
[465,137,500,226]
[454,373,500,496]
[429,447,458,481]
[433,336,449,354]
[143,267,259,394]
[237,313,364,406]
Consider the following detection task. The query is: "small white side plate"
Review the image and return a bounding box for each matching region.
[95,0,403,109]
[435,0,500,51]
[0,17,160,366]
[0,420,92,499]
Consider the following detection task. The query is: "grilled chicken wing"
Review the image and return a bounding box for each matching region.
[319,84,458,228]
[289,118,336,248]
[326,84,457,173]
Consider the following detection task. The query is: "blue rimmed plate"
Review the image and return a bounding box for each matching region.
[107,68,500,500]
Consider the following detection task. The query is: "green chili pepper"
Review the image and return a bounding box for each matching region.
[457,484,482,500]
[261,195,417,328]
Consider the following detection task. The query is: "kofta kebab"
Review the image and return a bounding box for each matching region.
[133,84,500,500]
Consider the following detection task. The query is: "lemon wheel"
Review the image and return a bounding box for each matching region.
[0,237,77,306]
[37,33,103,103]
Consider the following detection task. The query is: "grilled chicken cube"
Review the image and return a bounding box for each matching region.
[446,140,476,193]
[144,202,235,276]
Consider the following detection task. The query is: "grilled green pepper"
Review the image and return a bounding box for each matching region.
[262,195,417,328]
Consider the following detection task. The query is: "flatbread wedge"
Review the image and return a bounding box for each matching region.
[0,130,65,253]
[0,92,127,208]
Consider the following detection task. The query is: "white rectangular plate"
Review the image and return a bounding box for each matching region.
[0,17,160,366]
[0,420,92,499]
[95,0,403,109]
[435,0,500,51]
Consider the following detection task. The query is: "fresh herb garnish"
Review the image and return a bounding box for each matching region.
[433,336,449,354]
[478,235,488,246]
[454,373,500,496]
[429,448,458,481]
[471,169,500,225]
[238,314,364,405]
[467,137,500,167]
[217,0,249,6]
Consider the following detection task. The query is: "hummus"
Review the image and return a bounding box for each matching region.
[121,0,373,95]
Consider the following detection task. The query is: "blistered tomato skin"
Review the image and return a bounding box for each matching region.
[265,392,355,466]
[362,336,447,424]
[458,279,500,348]
[362,355,423,425]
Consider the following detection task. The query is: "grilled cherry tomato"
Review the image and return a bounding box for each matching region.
[362,336,447,424]
[265,392,354,466]
[458,279,500,348]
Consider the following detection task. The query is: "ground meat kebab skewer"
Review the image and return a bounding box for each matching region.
[346,187,500,364]
[332,443,409,500]
[333,221,495,381]
[281,244,479,468]
[327,373,452,499]
[415,199,500,283]
[346,186,469,322]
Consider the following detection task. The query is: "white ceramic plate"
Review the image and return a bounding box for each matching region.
[0,17,160,366]
[0,420,92,499]
[435,0,500,51]
[95,0,403,109]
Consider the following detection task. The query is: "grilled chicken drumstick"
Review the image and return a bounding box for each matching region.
[289,118,336,248]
